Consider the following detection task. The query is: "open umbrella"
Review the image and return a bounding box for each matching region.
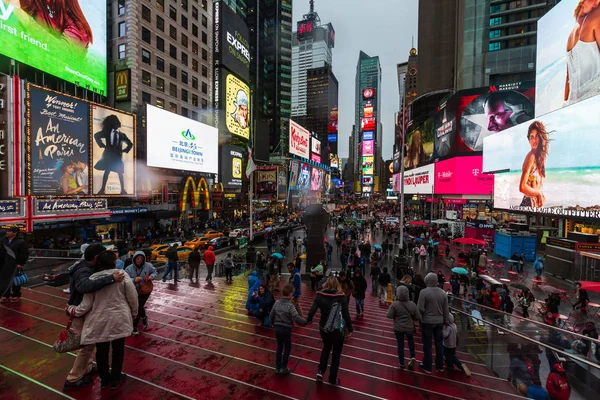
[576,281,600,293]
[510,283,529,291]
[373,244,383,251]
[453,238,487,246]
[451,267,469,275]
[408,221,427,226]
[271,253,283,259]
[539,285,564,294]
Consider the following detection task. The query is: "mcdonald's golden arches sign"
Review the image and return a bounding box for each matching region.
[115,70,131,102]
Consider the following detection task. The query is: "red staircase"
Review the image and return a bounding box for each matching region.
[0,276,521,399]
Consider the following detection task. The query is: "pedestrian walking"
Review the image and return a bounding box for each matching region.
[387,286,421,369]
[187,247,201,283]
[519,253,526,273]
[370,264,381,295]
[203,246,216,281]
[307,275,353,386]
[125,251,157,336]
[0,227,29,302]
[162,244,180,283]
[339,271,355,310]
[270,284,308,374]
[378,267,391,304]
[288,262,303,317]
[443,313,471,376]
[224,253,234,283]
[352,270,367,317]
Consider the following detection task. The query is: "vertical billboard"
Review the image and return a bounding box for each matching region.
[362,140,374,156]
[220,144,244,189]
[255,167,277,200]
[0,2,107,93]
[404,118,434,169]
[434,156,494,195]
[310,168,323,191]
[297,163,311,192]
[278,167,288,200]
[114,69,131,102]
[289,161,300,188]
[223,71,250,139]
[536,0,600,117]
[311,137,321,163]
[26,86,90,196]
[485,94,600,218]
[91,105,135,196]
[434,83,535,158]
[213,1,250,81]
[289,120,310,159]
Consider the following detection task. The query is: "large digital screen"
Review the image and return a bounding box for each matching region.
[434,156,493,195]
[289,161,299,188]
[311,137,321,156]
[405,118,434,170]
[363,131,374,141]
[536,0,600,117]
[328,108,338,133]
[361,117,375,131]
[362,175,373,186]
[289,120,310,159]
[362,156,374,175]
[362,140,374,156]
[278,167,287,200]
[310,168,323,191]
[146,105,218,174]
[255,168,277,200]
[298,163,311,192]
[1,2,107,93]
[213,2,250,81]
[486,94,600,218]
[403,164,434,195]
[223,71,250,140]
[220,144,244,189]
[91,105,135,196]
[434,84,535,158]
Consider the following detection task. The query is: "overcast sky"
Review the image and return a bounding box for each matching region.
[292,0,418,160]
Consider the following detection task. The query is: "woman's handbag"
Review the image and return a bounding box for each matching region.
[139,278,154,295]
[53,312,82,353]
[13,267,28,287]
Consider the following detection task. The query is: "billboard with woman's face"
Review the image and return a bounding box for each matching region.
[536,0,600,117]
[404,118,434,170]
[484,94,600,218]
[0,1,107,93]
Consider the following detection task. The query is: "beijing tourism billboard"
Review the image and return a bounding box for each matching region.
[0,1,107,93]
[485,94,600,219]
[535,0,600,117]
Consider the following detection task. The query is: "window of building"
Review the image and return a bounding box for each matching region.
[156,56,164,71]
[169,5,177,20]
[192,42,198,55]
[182,0,188,10]
[170,103,177,113]
[202,14,207,28]
[490,17,502,26]
[142,49,151,64]
[156,76,165,92]
[118,22,126,37]
[156,0,164,11]
[192,24,198,37]
[156,97,165,108]
[201,65,207,78]
[170,44,177,58]
[181,71,188,84]
[170,64,177,78]
[170,83,177,97]
[490,4,501,13]
[142,5,151,22]
[192,111,198,121]
[202,0,207,10]
[201,81,207,94]
[489,29,501,39]
[193,7,199,21]
[181,33,188,48]
[157,15,164,31]
[142,91,151,104]
[118,0,125,15]
[192,94,198,106]
[202,48,207,61]
[118,44,126,59]
[142,27,151,43]
[192,59,198,72]
[142,70,151,86]
[181,107,189,117]
[192,77,198,89]
[170,25,177,40]
[181,52,188,66]
[182,15,188,29]
[489,42,501,51]
[156,36,164,52]
[201,99,208,110]
[201,31,207,44]
[181,89,188,102]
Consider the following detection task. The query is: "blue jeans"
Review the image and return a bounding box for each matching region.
[355,298,365,314]
[162,261,179,282]
[394,330,415,366]
[421,323,444,371]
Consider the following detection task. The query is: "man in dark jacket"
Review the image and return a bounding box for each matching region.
[0,227,29,302]
[65,244,125,390]
[203,246,216,281]
[378,267,391,303]
[188,247,202,283]
[162,244,180,283]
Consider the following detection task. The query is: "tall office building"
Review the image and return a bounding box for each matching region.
[355,51,381,194]
[247,0,293,160]
[218,0,248,18]
[291,1,335,118]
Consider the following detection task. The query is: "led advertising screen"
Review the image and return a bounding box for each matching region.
[289,120,310,159]
[363,104,374,118]
[362,140,374,156]
[311,137,321,157]
[328,108,338,133]
[298,163,311,192]
[434,83,535,158]
[91,105,135,196]
[0,2,107,93]
[363,131,374,141]
[255,168,277,200]
[434,156,494,195]
[26,86,90,196]
[363,88,375,99]
[393,147,401,174]
[328,134,337,143]
[535,0,600,117]
[361,117,375,131]
[213,1,250,81]
[310,168,323,191]
[223,71,250,140]
[289,161,300,188]
[362,156,374,175]
[405,118,434,170]
[362,175,373,186]
[403,164,435,195]
[146,105,218,174]
[278,168,287,200]
[486,95,600,218]
[220,144,244,189]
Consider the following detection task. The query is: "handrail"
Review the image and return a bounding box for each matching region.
[449,294,600,346]
[450,306,600,371]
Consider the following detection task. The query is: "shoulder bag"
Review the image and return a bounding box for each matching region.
[13,267,28,287]
[53,311,82,353]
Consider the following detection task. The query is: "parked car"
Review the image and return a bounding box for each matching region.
[209,237,231,249]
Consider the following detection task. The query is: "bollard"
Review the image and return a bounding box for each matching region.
[386,283,393,304]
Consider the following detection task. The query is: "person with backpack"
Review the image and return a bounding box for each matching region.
[269,283,308,374]
[546,363,571,400]
[352,270,368,318]
[125,251,157,336]
[307,275,353,386]
[387,286,421,369]
[287,262,303,317]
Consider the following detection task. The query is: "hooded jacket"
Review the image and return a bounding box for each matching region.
[491,292,502,310]
[188,249,201,266]
[125,251,158,292]
[68,269,138,345]
[203,246,216,266]
[534,258,544,272]
[417,272,450,324]
[307,289,353,333]
[352,273,368,299]
[68,260,117,306]
[387,286,421,332]
[443,313,458,348]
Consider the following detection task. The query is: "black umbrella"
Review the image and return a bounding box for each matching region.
[510,283,529,291]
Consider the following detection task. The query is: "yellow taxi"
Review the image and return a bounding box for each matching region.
[156,246,193,262]
[263,219,274,227]
[184,237,203,248]
[204,230,223,239]
[151,244,171,260]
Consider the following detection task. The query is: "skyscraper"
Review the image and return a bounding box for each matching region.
[291,1,335,118]
[247,0,293,160]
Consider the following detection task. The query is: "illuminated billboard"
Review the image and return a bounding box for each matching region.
[362,175,374,186]
[363,131,374,141]
[363,104,373,118]
[403,164,434,195]
[310,168,323,191]
[289,120,310,159]
[213,2,250,81]
[223,72,250,139]
[362,140,374,156]
[434,156,494,195]
[255,168,277,200]
[434,83,535,158]
[485,94,600,219]
[363,88,375,99]
[297,163,311,192]
[535,0,599,117]
[405,119,434,170]
[361,117,375,131]
[362,156,374,175]
[0,1,107,93]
